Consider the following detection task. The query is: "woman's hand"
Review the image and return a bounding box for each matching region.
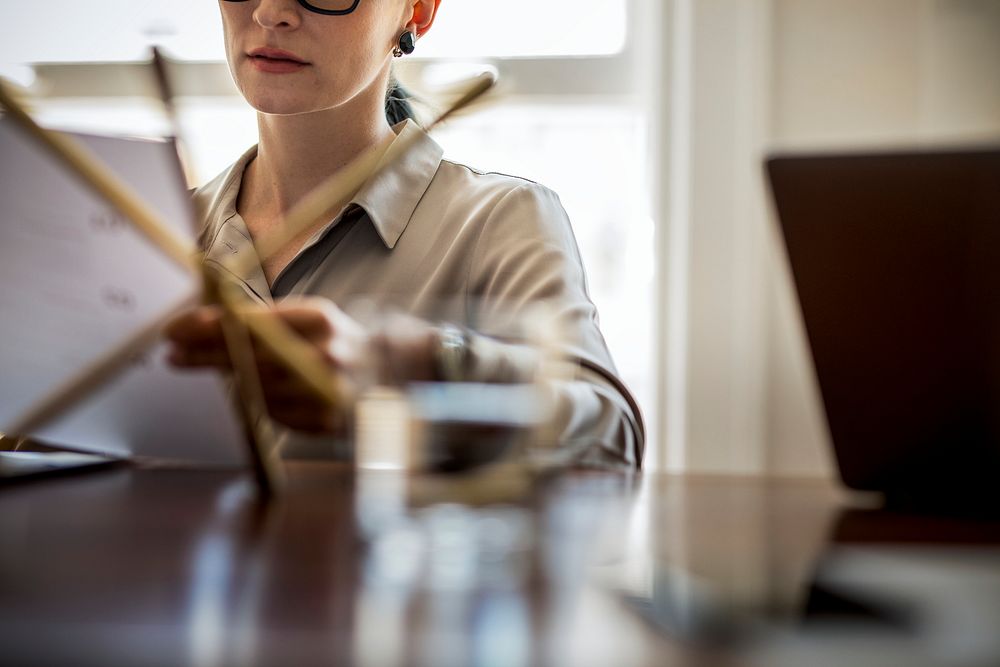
[164,297,437,434]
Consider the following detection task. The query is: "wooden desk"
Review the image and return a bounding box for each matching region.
[1,465,998,666]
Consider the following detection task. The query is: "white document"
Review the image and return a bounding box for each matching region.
[0,117,247,466]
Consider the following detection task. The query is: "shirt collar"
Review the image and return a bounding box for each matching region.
[197,119,443,256]
[196,145,272,303]
[352,119,444,249]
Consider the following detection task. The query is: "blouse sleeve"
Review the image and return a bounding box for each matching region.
[464,182,645,470]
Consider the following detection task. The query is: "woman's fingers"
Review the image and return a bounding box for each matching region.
[164,306,224,344]
[165,298,368,437]
[165,306,231,368]
[167,346,232,368]
[271,301,336,340]
[164,296,443,437]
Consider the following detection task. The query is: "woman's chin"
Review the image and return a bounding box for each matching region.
[246,94,318,117]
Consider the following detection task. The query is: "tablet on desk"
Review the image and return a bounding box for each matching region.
[0,117,248,469]
[0,451,121,483]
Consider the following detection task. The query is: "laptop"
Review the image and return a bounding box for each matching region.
[767,147,1000,510]
[0,448,121,483]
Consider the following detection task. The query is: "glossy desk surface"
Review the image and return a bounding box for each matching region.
[1,463,998,667]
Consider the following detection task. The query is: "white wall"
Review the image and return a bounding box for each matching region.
[772,0,1000,148]
[653,0,1000,476]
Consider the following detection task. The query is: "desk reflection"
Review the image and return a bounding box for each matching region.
[605,476,1000,667]
[4,466,998,666]
[0,464,638,667]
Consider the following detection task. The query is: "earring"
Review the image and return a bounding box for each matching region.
[393,30,417,58]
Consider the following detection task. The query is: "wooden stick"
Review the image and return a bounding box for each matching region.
[0,78,206,441]
[0,80,198,274]
[427,71,498,127]
[3,299,195,437]
[0,74,311,476]
[150,47,200,188]
[217,284,351,408]
[211,71,499,418]
[213,277,282,495]
[247,134,396,266]
[146,50,350,411]
[150,48,180,129]
[151,50,281,492]
[205,70,498,415]
[0,70,495,451]
[233,71,498,274]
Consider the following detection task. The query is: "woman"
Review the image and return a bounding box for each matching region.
[166,0,644,469]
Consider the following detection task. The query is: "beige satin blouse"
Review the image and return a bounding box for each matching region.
[192,120,644,470]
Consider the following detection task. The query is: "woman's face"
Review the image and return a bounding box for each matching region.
[219,0,409,116]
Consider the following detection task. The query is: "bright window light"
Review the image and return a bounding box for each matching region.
[0,1,226,64]
[0,0,626,65]
[418,0,628,58]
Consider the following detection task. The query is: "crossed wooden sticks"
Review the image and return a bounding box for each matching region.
[0,64,496,494]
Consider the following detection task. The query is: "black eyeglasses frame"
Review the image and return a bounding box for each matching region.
[222,0,361,17]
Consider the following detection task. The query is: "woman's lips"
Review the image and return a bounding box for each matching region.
[247,48,310,74]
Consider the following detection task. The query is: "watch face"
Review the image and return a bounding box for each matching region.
[440,327,464,350]
[436,324,468,382]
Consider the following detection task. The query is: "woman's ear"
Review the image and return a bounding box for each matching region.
[409,0,441,38]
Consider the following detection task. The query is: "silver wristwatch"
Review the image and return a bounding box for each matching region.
[433,323,469,382]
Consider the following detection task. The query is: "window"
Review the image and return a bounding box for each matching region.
[5,0,656,462]
[0,0,627,64]
[417,0,627,58]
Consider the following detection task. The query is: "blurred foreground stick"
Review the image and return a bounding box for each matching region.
[0,78,344,495]
[235,71,498,275]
